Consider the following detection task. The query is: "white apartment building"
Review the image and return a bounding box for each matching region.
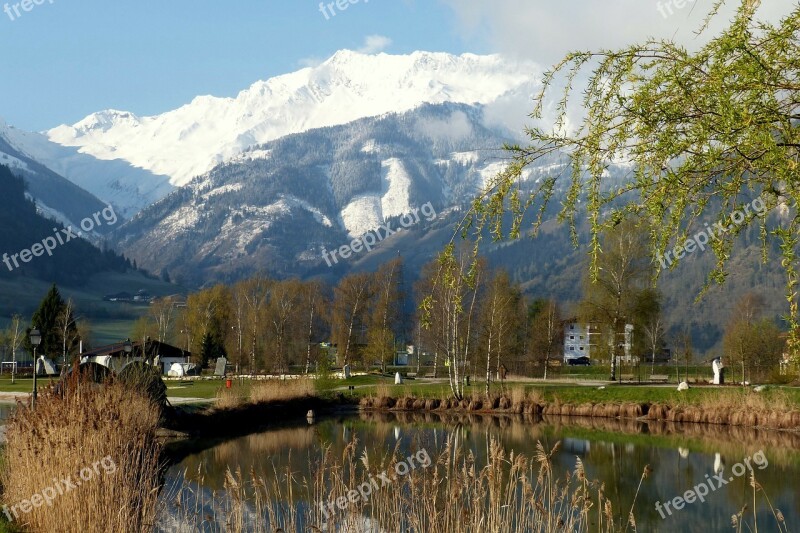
[563,322,634,362]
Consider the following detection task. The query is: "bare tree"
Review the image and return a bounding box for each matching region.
[6,315,23,384]
[529,300,564,380]
[636,289,665,376]
[580,220,651,380]
[241,276,271,373]
[479,271,521,394]
[332,273,373,368]
[301,280,326,374]
[367,258,404,373]
[267,279,303,373]
[150,297,176,344]
[56,298,78,371]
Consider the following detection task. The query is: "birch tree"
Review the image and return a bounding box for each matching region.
[421,246,484,401]
[6,315,23,384]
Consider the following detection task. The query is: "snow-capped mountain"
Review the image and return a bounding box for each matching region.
[0,118,173,218]
[112,104,542,285]
[0,119,113,233]
[44,51,540,194]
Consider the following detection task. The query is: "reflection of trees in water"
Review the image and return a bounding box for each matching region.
[179,426,320,488]
[170,412,800,531]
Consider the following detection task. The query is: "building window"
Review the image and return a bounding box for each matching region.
[570,324,575,330]
[580,347,585,351]
[580,336,584,340]
[569,347,575,351]
[570,335,574,340]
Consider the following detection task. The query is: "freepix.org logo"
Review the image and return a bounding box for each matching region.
[4,0,55,22]
[2,205,118,272]
[322,202,436,267]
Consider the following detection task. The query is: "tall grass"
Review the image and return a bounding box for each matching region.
[163,436,631,532]
[212,378,316,410]
[2,372,162,533]
[249,378,315,404]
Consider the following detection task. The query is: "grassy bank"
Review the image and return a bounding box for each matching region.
[360,384,800,430]
[164,378,350,442]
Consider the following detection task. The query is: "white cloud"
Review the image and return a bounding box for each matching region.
[298,56,324,68]
[416,110,474,141]
[356,34,393,54]
[440,0,793,65]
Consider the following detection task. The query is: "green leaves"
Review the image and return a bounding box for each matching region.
[457,0,800,359]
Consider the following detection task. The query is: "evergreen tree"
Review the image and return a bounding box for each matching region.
[25,284,75,358]
[200,332,227,369]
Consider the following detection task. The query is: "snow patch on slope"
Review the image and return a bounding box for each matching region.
[339,158,415,237]
[340,196,383,237]
[380,158,412,219]
[0,151,30,172]
[201,183,243,200]
[159,206,201,234]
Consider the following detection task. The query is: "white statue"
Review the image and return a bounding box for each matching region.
[712,357,724,385]
[714,453,725,474]
[395,372,403,385]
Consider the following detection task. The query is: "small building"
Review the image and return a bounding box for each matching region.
[563,322,598,361]
[563,321,634,362]
[80,339,191,375]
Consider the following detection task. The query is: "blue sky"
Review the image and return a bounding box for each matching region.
[0,0,792,131]
[0,1,473,131]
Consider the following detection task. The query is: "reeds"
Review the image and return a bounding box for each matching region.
[162,436,622,532]
[249,378,315,404]
[212,378,316,409]
[2,372,162,533]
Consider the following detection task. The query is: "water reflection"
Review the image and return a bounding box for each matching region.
[164,412,800,532]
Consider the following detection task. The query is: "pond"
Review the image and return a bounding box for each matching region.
[159,411,800,532]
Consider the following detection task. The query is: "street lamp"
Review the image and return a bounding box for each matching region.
[30,329,41,408]
[123,338,132,364]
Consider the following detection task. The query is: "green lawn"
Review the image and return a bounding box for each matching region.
[316,375,800,409]
[90,319,144,346]
[0,377,51,394]
[163,378,239,399]
[1,373,797,409]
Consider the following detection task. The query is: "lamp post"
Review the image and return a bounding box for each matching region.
[30,329,41,409]
[123,338,132,367]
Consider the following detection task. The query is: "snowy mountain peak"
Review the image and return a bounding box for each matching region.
[43,50,541,191]
[68,109,142,136]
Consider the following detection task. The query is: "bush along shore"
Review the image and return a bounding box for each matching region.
[359,389,800,431]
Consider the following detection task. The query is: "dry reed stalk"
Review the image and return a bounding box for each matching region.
[163,435,624,532]
[215,386,247,409]
[249,378,315,404]
[2,372,162,533]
